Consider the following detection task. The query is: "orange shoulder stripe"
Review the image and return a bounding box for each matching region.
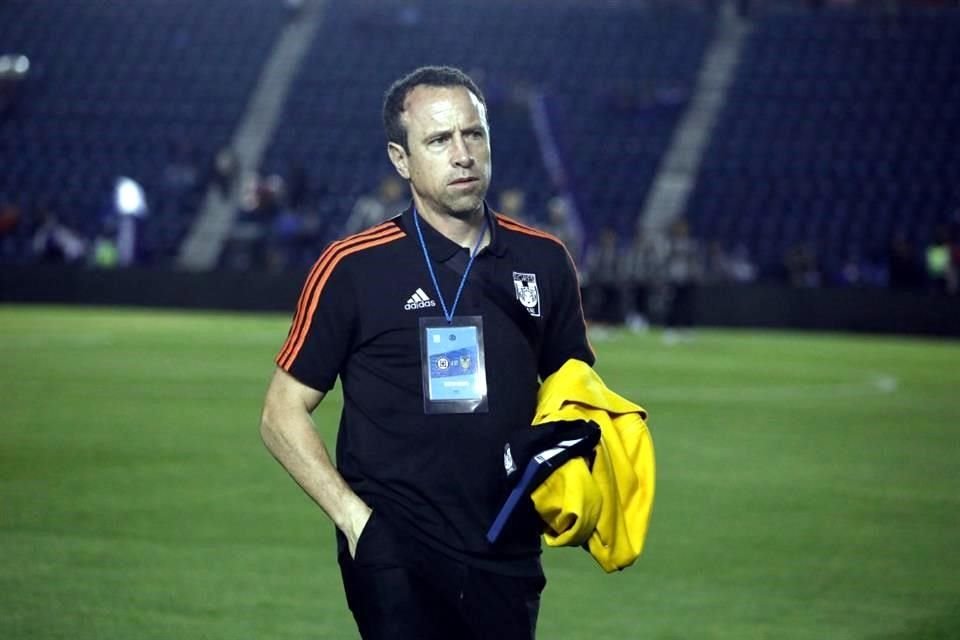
[277,225,405,369]
[278,223,402,364]
[495,214,566,246]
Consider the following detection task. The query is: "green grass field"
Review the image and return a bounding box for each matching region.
[1,305,958,639]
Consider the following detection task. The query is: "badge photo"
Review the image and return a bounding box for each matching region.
[512,272,541,317]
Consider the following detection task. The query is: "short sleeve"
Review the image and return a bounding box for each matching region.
[539,244,595,378]
[275,249,356,392]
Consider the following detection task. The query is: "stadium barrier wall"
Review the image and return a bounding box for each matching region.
[2,265,958,337]
[0,265,303,312]
[693,284,959,337]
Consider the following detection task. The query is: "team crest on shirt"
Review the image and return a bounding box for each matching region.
[512,272,541,317]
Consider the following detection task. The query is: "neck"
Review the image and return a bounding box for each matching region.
[415,202,488,250]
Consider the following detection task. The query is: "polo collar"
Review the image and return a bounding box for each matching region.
[398,202,508,261]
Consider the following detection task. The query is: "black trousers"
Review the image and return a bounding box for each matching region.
[338,511,545,640]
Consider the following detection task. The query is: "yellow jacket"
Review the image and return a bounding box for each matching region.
[530,359,656,572]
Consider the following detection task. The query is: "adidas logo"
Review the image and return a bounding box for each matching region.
[404,288,437,311]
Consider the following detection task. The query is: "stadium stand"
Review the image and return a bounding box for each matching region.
[2,0,957,294]
[0,0,289,264]
[685,5,960,284]
[258,0,714,267]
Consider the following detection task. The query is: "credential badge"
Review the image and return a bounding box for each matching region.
[512,271,541,317]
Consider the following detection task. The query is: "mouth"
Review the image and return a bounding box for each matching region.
[449,177,479,187]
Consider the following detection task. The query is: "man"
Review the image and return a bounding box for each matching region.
[342,174,407,236]
[260,66,593,640]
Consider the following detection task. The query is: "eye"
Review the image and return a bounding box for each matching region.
[428,134,450,147]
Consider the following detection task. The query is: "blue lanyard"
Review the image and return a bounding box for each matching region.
[413,208,488,323]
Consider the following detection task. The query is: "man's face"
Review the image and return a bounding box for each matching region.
[388,85,491,220]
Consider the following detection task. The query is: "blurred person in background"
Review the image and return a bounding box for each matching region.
[31,208,86,264]
[704,240,757,284]
[661,217,703,343]
[343,174,406,236]
[90,229,119,269]
[703,240,734,284]
[260,65,594,640]
[211,147,239,196]
[926,225,956,295]
[496,187,528,225]
[727,243,757,284]
[835,245,887,288]
[541,195,583,265]
[0,54,29,119]
[0,200,22,260]
[783,243,822,288]
[621,227,662,332]
[583,226,626,327]
[886,231,924,291]
[285,160,311,211]
[265,197,303,272]
[223,172,285,269]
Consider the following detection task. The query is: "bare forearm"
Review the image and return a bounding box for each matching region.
[260,408,370,544]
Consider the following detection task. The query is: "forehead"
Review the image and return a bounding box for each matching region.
[402,85,487,134]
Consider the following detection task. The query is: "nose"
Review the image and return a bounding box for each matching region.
[451,133,474,168]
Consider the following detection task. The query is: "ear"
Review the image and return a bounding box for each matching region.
[387,142,410,180]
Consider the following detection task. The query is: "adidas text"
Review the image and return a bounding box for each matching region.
[405,299,437,310]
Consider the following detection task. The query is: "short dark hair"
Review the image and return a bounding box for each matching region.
[382,66,487,151]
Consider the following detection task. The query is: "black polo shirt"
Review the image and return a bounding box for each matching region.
[276,204,594,574]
